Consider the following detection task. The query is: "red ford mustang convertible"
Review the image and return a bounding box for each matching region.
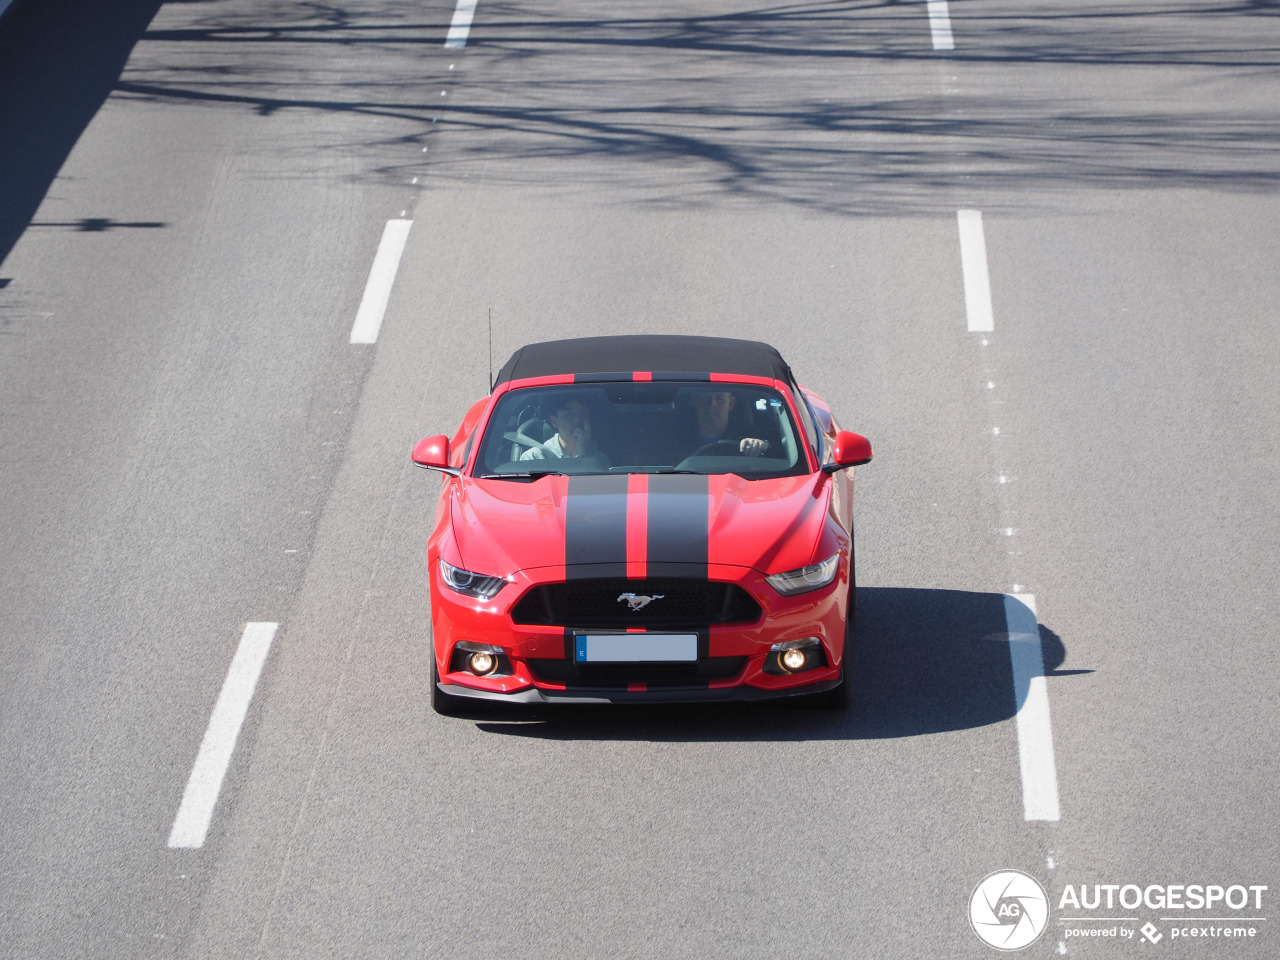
[411,335,872,712]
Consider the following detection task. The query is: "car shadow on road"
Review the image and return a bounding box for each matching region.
[470,587,1080,742]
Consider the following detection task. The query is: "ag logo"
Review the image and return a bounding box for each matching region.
[969,870,1050,951]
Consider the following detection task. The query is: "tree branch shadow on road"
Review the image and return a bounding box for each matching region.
[6,0,1280,278]
[104,0,1280,217]
[466,586,1086,742]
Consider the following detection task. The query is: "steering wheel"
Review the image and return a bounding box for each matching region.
[503,422,562,461]
[690,439,742,457]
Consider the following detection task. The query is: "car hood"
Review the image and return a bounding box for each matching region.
[448,472,832,578]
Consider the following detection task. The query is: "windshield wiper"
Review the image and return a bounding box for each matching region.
[478,470,568,481]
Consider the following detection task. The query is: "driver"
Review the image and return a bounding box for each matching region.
[520,395,607,462]
[687,389,770,457]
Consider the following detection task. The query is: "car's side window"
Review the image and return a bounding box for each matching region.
[462,428,476,469]
[789,379,821,461]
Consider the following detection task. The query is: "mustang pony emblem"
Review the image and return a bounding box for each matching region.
[617,593,664,612]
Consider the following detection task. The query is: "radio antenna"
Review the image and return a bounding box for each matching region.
[487,307,494,391]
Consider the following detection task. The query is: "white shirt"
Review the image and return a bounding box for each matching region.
[520,435,568,460]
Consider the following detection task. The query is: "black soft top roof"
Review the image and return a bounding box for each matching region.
[493,335,792,387]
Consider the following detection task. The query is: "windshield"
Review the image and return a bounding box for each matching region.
[474,381,810,479]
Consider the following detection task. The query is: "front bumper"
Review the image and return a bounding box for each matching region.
[429,562,850,704]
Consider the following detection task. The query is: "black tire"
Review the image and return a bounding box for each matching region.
[845,531,857,624]
[431,656,466,716]
[807,653,849,710]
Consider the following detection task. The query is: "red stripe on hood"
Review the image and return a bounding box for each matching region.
[626,473,648,579]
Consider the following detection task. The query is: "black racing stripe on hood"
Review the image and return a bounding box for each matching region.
[564,474,630,578]
[646,474,709,578]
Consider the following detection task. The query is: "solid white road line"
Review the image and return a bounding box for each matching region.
[168,622,279,849]
[927,0,955,51]
[958,209,995,333]
[445,0,478,49]
[1004,594,1062,822]
[350,219,413,345]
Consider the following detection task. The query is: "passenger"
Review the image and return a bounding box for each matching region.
[686,389,770,457]
[521,396,608,462]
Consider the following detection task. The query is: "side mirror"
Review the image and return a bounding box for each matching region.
[823,431,873,473]
[411,435,458,475]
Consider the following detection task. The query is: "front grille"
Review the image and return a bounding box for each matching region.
[511,578,762,628]
[527,656,748,689]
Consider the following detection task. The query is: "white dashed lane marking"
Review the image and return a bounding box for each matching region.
[445,0,478,49]
[927,0,955,51]
[958,209,995,333]
[1005,595,1062,822]
[168,622,279,849]
[350,219,413,345]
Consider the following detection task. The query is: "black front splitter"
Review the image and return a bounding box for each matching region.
[436,677,840,706]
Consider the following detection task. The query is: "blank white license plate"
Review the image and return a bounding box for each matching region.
[575,634,698,663]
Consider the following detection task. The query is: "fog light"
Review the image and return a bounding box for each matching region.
[780,648,807,673]
[468,652,497,676]
[765,637,826,676]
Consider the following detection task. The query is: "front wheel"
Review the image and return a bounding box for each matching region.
[431,656,466,716]
[807,653,849,709]
[845,531,857,623]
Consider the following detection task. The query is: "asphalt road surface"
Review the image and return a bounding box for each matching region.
[1,0,1277,957]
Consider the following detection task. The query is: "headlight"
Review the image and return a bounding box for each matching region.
[765,554,840,596]
[439,559,508,600]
